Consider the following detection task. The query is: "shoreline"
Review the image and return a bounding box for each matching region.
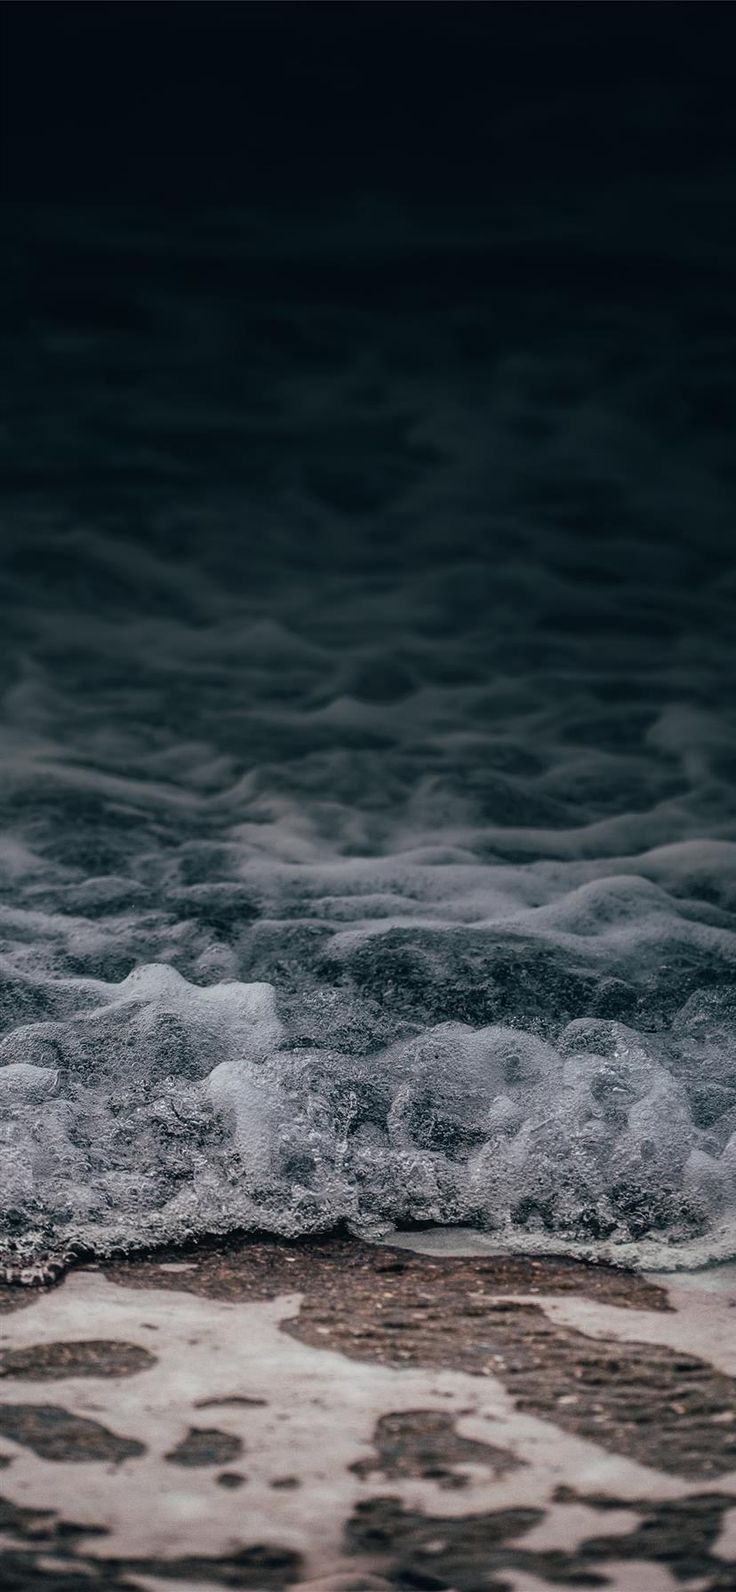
[3,1213,735,1293]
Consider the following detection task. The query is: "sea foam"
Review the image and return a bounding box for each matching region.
[1,957,735,1273]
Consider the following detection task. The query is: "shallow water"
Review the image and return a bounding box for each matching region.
[1,199,735,1274]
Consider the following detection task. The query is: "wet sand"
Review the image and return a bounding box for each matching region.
[0,1235,733,1590]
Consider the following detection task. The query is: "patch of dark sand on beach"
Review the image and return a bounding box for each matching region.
[0,1500,110,1592]
[104,1237,736,1478]
[165,1425,244,1467]
[346,1490,736,1591]
[0,1535,303,1591]
[0,1340,156,1380]
[0,1404,145,1463]
[103,1236,671,1311]
[195,1393,268,1408]
[0,1489,302,1591]
[352,1409,521,1489]
[557,1484,736,1581]
[348,1498,544,1591]
[0,1281,57,1317]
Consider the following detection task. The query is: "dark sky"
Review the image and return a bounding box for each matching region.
[2,2,736,203]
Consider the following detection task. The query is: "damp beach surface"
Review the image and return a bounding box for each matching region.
[0,1233,734,1590]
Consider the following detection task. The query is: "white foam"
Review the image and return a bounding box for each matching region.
[0,964,733,1269]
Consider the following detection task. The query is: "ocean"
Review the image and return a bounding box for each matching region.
[1,190,735,1277]
[1,7,735,1277]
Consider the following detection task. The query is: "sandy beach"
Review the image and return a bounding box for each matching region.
[0,1236,733,1590]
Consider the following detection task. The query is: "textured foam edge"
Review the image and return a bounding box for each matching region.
[3,1214,735,1288]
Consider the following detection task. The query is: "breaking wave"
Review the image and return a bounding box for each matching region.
[1,202,736,1273]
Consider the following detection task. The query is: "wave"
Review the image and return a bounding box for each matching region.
[1,956,736,1275]
[1,204,735,1272]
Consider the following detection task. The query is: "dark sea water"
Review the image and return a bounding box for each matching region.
[1,197,735,1276]
[2,9,736,1274]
